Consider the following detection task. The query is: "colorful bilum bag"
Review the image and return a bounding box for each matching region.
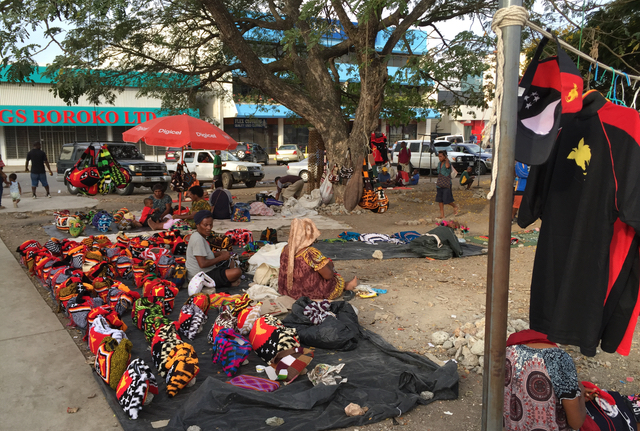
[371,187,389,214]
[232,203,251,222]
[212,328,252,377]
[259,227,278,243]
[358,157,380,211]
[339,148,354,185]
[225,229,253,247]
[206,234,232,252]
[66,146,101,195]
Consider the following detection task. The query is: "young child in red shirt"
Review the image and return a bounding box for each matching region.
[133,198,154,227]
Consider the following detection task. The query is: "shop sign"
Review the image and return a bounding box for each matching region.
[234,118,267,128]
[0,106,165,126]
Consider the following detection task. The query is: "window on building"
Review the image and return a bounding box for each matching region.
[284,124,309,147]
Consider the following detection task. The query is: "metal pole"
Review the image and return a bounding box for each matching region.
[481,1,522,430]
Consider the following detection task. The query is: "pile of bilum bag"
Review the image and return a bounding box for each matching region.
[65,145,131,195]
[14,226,319,419]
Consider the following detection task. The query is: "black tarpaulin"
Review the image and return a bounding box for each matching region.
[91,285,459,431]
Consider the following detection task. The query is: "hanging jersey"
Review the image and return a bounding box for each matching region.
[519,91,640,356]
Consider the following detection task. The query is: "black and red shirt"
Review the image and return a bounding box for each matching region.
[519,91,640,356]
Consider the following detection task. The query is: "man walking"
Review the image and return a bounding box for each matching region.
[25,141,53,198]
[212,150,222,189]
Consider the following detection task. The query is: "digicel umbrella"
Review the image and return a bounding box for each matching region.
[122,114,238,150]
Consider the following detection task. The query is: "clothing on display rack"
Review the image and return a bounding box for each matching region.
[518,90,640,356]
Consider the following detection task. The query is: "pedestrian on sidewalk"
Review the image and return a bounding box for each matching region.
[25,141,53,198]
[8,173,21,208]
[435,150,459,218]
[0,153,9,210]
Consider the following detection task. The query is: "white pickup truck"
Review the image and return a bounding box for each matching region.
[391,140,475,172]
[165,149,265,189]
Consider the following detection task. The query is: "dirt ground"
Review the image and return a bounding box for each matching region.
[2,177,639,431]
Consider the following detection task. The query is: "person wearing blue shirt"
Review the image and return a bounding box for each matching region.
[377,166,395,188]
[409,169,420,185]
[512,162,530,222]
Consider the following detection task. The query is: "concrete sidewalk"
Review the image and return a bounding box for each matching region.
[0,238,122,430]
[0,193,98,213]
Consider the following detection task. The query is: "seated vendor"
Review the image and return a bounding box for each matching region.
[278,218,358,300]
[185,210,242,288]
[147,184,174,230]
[173,185,211,228]
[377,166,395,188]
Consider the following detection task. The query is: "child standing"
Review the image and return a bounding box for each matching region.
[9,173,21,208]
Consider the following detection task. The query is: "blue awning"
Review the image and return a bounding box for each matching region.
[235,104,299,118]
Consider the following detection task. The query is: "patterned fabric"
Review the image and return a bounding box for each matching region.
[504,345,580,431]
[249,315,299,364]
[87,305,128,332]
[206,234,233,252]
[142,278,179,315]
[303,300,335,325]
[131,298,158,330]
[212,328,252,377]
[627,393,640,422]
[116,358,158,420]
[108,285,140,316]
[162,343,199,397]
[359,233,403,245]
[236,305,262,336]
[87,315,128,355]
[224,229,254,247]
[208,310,237,343]
[265,347,314,382]
[278,247,345,300]
[185,293,211,314]
[338,231,362,241]
[391,231,422,243]
[176,304,207,341]
[187,200,211,228]
[151,324,183,375]
[95,336,133,390]
[143,309,171,344]
[209,293,244,308]
[228,375,280,392]
[67,295,105,330]
[260,228,278,243]
[44,238,62,256]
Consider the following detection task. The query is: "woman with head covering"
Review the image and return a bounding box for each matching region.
[173,185,211,228]
[277,218,358,300]
[185,210,242,288]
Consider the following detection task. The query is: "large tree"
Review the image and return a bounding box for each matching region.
[1,0,495,190]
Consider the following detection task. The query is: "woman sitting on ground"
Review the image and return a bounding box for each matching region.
[504,329,591,431]
[278,218,358,300]
[173,185,211,228]
[147,184,174,230]
[185,210,242,288]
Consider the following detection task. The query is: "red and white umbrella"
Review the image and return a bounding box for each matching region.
[122,114,238,150]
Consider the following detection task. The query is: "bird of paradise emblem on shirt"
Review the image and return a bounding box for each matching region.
[566,83,579,103]
[567,138,591,175]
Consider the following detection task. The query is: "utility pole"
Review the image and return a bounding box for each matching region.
[481,0,523,429]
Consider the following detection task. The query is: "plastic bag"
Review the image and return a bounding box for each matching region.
[319,179,333,205]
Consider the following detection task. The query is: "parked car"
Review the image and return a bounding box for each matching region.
[286,158,310,182]
[451,143,493,174]
[275,144,303,164]
[434,134,465,145]
[390,140,475,172]
[57,142,170,195]
[165,149,264,189]
[229,142,270,164]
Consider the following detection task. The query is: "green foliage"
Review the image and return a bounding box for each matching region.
[1,0,497,145]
